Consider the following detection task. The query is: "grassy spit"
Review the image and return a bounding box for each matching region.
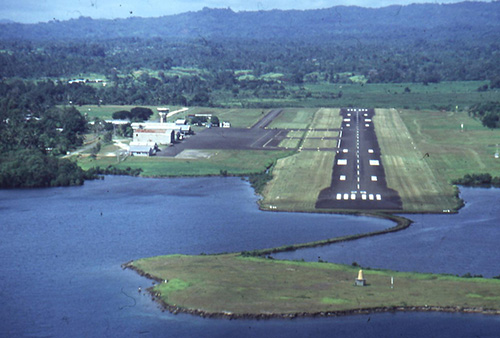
[127,252,500,318]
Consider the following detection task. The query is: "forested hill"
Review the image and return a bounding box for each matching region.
[1,1,499,42]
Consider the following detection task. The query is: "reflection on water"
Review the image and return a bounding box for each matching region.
[0,178,499,337]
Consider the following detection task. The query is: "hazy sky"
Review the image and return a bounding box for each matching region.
[1,0,483,24]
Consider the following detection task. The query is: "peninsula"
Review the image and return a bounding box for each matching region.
[119,106,500,318]
[124,244,500,318]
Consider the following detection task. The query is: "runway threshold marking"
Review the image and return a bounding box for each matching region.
[321,108,392,207]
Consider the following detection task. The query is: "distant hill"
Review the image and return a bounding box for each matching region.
[0,1,499,42]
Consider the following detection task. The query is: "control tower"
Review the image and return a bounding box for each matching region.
[157,107,170,123]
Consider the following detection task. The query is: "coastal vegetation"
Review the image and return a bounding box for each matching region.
[0,149,97,188]
[0,81,100,188]
[452,173,500,188]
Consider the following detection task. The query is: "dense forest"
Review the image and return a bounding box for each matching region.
[1,3,499,107]
[0,2,499,187]
[0,80,99,187]
[0,37,499,108]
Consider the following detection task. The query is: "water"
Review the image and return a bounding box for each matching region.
[1,177,499,337]
[275,187,500,278]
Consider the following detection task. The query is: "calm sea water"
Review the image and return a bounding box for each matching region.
[0,177,499,337]
[276,187,500,278]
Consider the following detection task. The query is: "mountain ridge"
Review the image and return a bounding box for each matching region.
[0,1,498,41]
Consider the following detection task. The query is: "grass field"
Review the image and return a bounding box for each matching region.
[261,107,499,213]
[400,109,500,180]
[278,137,301,149]
[78,150,291,177]
[374,109,461,212]
[130,254,500,316]
[298,81,499,109]
[262,151,336,210]
[262,108,341,211]
[266,108,317,129]
[374,108,500,212]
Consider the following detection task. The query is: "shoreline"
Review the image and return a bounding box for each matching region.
[123,262,500,320]
[122,210,500,320]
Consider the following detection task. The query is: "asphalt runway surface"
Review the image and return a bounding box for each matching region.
[158,109,287,157]
[158,107,403,211]
[316,108,403,211]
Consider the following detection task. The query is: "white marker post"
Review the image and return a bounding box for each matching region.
[391,276,394,289]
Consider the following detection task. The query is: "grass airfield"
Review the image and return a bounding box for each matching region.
[78,105,500,213]
[262,107,499,213]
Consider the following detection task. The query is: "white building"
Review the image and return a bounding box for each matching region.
[129,144,156,156]
[131,122,177,145]
[129,110,192,152]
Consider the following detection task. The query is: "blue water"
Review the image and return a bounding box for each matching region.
[1,177,499,337]
[275,187,500,278]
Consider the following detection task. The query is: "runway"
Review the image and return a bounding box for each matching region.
[316,108,402,210]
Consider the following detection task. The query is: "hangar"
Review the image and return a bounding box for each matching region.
[131,122,177,145]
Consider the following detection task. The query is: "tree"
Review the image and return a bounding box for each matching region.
[117,123,133,137]
[211,116,220,126]
[130,107,153,121]
[0,149,96,188]
[112,110,131,120]
[191,116,208,125]
[189,91,211,106]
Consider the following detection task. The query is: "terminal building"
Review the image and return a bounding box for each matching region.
[128,110,192,156]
